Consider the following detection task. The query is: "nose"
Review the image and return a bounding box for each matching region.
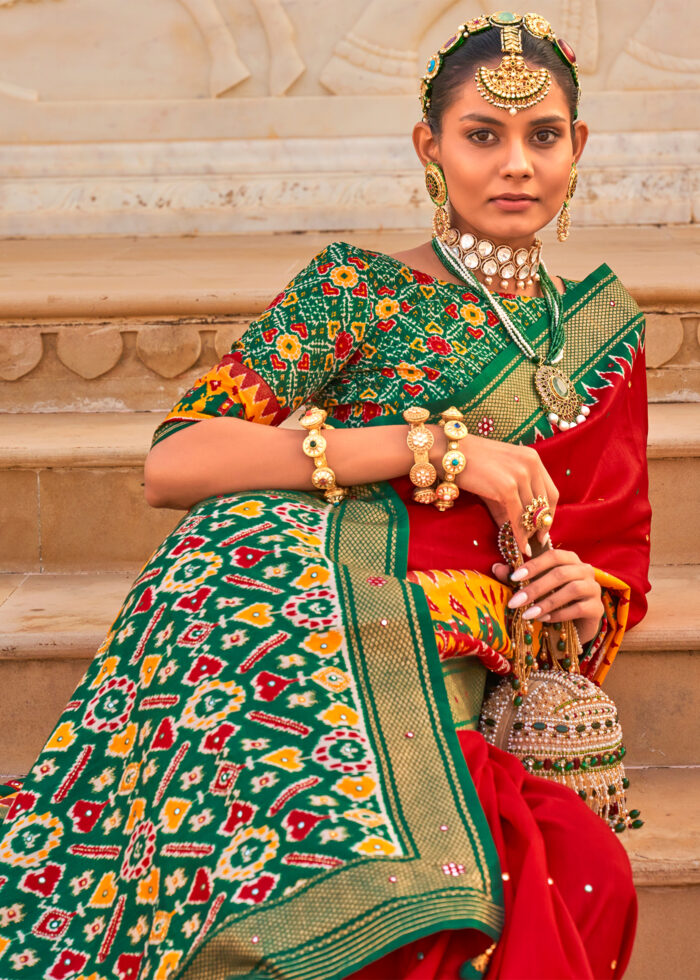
[500,138,535,180]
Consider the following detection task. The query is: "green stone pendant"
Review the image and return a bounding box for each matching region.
[534,362,587,431]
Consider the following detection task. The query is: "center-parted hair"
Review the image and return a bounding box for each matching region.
[425,29,579,137]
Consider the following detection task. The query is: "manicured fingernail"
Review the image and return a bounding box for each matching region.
[507,591,528,610]
[522,605,543,620]
[524,543,532,557]
[510,567,528,582]
[540,613,551,622]
[491,563,502,575]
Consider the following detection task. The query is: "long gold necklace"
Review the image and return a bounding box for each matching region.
[433,235,589,431]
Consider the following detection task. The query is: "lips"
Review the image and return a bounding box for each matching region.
[492,195,536,201]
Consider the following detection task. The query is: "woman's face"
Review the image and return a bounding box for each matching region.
[414,69,588,248]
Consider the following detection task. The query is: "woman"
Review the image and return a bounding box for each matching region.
[0,12,649,980]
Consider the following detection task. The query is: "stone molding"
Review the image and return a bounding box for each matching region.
[0,130,697,236]
[1,313,697,412]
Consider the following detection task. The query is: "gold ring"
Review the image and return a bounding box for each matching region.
[521,496,553,534]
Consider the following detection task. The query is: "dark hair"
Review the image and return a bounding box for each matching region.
[426,29,578,137]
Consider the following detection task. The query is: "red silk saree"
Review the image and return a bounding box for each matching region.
[0,242,648,979]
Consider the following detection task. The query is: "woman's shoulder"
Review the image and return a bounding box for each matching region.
[295,239,380,271]
[561,263,643,314]
[259,240,406,320]
[294,240,423,291]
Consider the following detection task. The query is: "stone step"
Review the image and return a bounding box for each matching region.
[620,766,700,980]
[0,228,698,412]
[0,564,697,774]
[2,403,698,573]
[2,228,697,320]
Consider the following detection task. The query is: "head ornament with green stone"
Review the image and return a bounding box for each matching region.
[420,11,580,121]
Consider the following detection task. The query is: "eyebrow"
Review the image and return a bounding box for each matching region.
[459,112,568,126]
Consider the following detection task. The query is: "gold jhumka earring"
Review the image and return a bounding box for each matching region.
[557,162,578,242]
[424,161,450,240]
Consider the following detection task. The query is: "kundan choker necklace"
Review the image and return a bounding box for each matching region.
[432,233,590,431]
[435,225,543,291]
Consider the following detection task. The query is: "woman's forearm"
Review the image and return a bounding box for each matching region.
[144,416,441,510]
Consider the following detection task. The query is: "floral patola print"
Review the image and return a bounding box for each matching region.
[151,241,573,446]
[0,492,406,978]
[0,239,648,979]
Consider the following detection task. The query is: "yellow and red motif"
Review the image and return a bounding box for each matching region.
[409,568,519,674]
[0,242,648,979]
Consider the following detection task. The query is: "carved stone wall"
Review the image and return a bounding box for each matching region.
[0,0,697,236]
[1,310,697,411]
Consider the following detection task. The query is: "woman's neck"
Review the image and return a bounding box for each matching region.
[436,223,546,297]
[452,218,539,255]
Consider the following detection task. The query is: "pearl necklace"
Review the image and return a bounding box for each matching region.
[433,236,590,431]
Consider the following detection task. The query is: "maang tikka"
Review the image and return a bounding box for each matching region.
[420,13,580,123]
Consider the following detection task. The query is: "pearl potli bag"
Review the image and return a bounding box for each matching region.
[478,522,643,834]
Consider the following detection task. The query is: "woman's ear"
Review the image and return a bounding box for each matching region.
[572,119,589,164]
[413,120,440,168]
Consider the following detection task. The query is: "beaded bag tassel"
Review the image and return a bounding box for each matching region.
[541,620,582,674]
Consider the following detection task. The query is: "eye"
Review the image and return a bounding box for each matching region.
[533,129,560,144]
[468,129,497,144]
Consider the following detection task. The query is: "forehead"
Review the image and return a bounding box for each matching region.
[443,70,571,125]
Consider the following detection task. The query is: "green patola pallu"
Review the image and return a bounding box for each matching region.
[0,241,648,979]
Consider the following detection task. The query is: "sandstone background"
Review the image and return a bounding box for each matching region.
[0,0,697,237]
[0,7,699,978]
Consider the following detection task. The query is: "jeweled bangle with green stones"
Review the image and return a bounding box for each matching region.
[299,407,347,506]
[434,407,468,512]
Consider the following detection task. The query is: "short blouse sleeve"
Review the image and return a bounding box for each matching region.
[151,242,374,448]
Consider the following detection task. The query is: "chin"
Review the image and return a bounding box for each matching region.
[479,209,547,240]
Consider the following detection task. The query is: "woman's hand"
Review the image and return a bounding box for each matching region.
[454,433,559,555]
[491,550,604,644]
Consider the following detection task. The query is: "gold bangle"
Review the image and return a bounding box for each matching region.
[434,407,468,512]
[299,407,347,506]
[403,406,438,504]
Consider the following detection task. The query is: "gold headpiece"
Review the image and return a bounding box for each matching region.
[476,19,550,115]
[420,11,580,121]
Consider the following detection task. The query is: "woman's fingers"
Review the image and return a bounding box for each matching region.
[510,560,582,605]
[520,580,590,620]
[509,580,602,625]
[539,600,600,624]
[505,548,602,624]
[521,459,559,546]
[491,562,511,583]
[514,451,558,550]
[507,493,532,557]
[507,548,577,584]
[536,470,560,544]
[499,544,604,642]
[457,438,559,559]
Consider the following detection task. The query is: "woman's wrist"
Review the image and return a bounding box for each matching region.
[320,422,422,488]
[576,609,605,645]
[427,424,447,470]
